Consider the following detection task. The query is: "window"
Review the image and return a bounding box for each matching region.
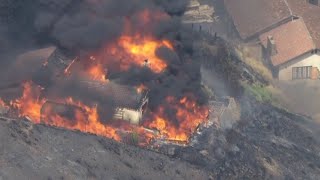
[292,66,312,79]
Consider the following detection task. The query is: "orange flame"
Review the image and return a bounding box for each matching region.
[116,35,172,73]
[10,82,46,123]
[41,98,120,141]
[9,82,208,145]
[87,63,108,82]
[144,96,209,142]
[85,36,173,80]
[88,35,173,74]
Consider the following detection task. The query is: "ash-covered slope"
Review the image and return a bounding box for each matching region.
[0,118,209,180]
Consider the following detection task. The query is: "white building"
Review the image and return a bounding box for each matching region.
[259,18,320,80]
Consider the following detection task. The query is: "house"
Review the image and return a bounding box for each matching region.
[224,0,320,80]
[223,0,292,41]
[286,0,320,49]
[259,18,319,80]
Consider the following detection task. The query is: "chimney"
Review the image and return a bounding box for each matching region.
[308,0,320,6]
[267,36,277,56]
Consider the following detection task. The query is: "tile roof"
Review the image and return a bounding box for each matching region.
[259,18,315,66]
[287,0,320,48]
[224,0,292,40]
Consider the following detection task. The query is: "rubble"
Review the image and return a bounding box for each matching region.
[182,0,215,24]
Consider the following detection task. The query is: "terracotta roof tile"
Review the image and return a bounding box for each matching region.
[287,0,320,49]
[224,0,291,39]
[259,18,315,66]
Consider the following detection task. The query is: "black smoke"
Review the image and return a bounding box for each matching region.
[34,0,189,52]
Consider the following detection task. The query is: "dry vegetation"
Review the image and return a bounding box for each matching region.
[235,45,273,82]
[232,44,291,109]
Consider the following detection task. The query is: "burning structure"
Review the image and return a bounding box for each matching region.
[0,0,211,147]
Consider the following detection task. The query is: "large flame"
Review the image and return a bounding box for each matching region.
[41,97,120,141]
[115,35,172,73]
[10,82,46,123]
[86,35,173,77]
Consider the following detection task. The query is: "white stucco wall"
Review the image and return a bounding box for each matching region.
[278,52,320,80]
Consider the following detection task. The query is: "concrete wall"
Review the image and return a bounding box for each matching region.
[278,52,320,80]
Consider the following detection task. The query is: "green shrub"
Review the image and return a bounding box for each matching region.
[242,82,273,102]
